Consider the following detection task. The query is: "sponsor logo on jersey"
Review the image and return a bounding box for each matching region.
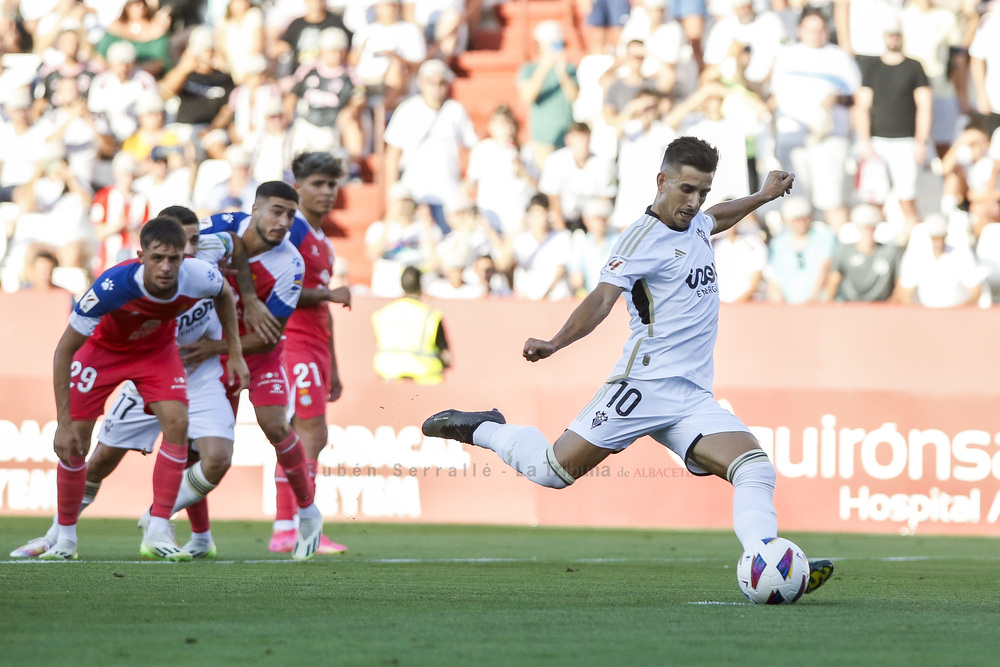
[78,289,100,313]
[292,272,304,291]
[176,300,215,333]
[591,411,608,429]
[686,263,719,297]
[685,264,717,289]
[101,278,115,291]
[604,256,628,276]
[696,229,711,248]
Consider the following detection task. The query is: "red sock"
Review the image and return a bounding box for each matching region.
[57,456,87,526]
[151,440,188,519]
[273,432,315,508]
[186,498,211,533]
[274,467,297,523]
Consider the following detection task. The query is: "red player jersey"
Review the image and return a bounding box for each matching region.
[201,212,305,334]
[70,258,226,353]
[285,211,335,343]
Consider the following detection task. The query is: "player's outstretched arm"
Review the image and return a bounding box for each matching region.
[213,283,250,391]
[524,282,623,362]
[707,170,795,235]
[52,326,89,462]
[228,234,282,343]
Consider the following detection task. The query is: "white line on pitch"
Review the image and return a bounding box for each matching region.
[3,555,999,566]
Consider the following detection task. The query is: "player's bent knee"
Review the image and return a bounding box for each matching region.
[261,421,290,444]
[159,418,189,444]
[201,457,231,482]
[539,446,575,489]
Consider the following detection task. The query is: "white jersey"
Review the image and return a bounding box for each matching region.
[178,232,232,347]
[598,208,719,389]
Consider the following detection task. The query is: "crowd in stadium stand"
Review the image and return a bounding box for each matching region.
[1,0,999,308]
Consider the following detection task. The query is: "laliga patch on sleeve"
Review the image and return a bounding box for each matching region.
[78,289,100,313]
[603,256,628,276]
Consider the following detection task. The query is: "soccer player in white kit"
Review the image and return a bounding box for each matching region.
[423,136,834,594]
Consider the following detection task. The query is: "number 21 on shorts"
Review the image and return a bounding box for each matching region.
[293,362,321,388]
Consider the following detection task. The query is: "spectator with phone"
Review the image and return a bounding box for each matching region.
[517,20,579,169]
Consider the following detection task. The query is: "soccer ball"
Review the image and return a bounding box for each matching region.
[736,537,809,605]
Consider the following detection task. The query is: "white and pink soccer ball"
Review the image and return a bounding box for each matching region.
[736,537,809,605]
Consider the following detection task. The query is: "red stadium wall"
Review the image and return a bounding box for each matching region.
[3,292,1000,537]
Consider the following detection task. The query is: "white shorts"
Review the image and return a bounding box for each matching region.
[567,376,750,475]
[870,136,919,201]
[786,135,850,212]
[98,359,235,452]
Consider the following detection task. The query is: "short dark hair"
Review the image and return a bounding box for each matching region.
[566,121,591,135]
[528,192,550,210]
[255,180,300,205]
[158,205,199,227]
[660,136,720,175]
[401,265,422,295]
[291,152,344,182]
[140,216,187,251]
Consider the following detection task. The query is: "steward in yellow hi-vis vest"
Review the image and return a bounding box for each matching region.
[372,266,451,384]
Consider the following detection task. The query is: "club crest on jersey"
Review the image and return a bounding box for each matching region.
[604,256,628,276]
[696,229,711,248]
[101,278,115,291]
[78,289,100,313]
[591,411,608,428]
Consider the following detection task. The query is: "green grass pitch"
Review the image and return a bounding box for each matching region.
[2,517,998,666]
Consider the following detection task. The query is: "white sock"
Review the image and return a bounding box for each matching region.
[57,523,77,544]
[44,515,60,543]
[297,503,321,521]
[472,423,573,489]
[192,529,212,541]
[729,450,778,551]
[172,462,217,514]
[273,520,295,532]
[148,516,170,535]
[47,481,101,544]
